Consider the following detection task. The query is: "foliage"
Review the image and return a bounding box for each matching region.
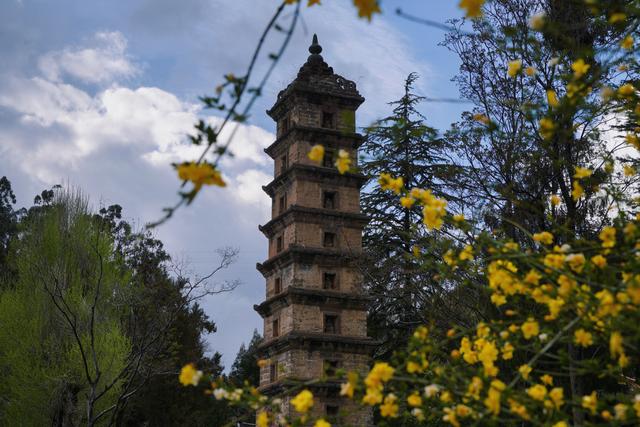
[229,329,263,387]
[360,74,475,358]
[179,1,640,426]
[0,187,238,426]
[0,189,130,426]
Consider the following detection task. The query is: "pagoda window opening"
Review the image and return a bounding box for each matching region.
[274,277,282,294]
[322,112,334,128]
[272,318,280,338]
[322,149,334,168]
[323,272,337,290]
[326,404,339,417]
[323,313,340,334]
[279,193,287,214]
[276,235,284,252]
[322,191,337,209]
[270,363,278,381]
[280,116,290,134]
[280,154,288,174]
[323,232,336,248]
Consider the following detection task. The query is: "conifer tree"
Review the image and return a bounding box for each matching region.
[360,74,469,357]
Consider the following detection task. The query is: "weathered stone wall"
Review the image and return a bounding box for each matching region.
[270,179,360,218]
[268,222,362,258]
[263,304,367,340]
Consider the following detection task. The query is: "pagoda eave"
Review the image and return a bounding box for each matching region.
[264,126,364,158]
[259,206,369,238]
[262,164,367,197]
[256,246,360,277]
[253,286,371,317]
[257,331,379,356]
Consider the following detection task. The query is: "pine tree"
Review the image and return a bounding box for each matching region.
[360,74,466,357]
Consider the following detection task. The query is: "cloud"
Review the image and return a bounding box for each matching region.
[38,31,139,84]
[0,0,436,369]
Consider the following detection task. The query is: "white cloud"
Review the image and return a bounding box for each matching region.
[38,31,139,84]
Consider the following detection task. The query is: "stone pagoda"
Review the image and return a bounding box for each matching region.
[254,35,374,425]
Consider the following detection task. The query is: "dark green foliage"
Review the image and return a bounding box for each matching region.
[229,329,262,387]
[360,74,468,358]
[0,183,236,426]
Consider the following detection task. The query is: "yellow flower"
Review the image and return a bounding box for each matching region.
[529,12,545,30]
[364,362,395,389]
[256,411,269,427]
[453,213,465,222]
[621,35,634,50]
[546,90,559,108]
[527,384,547,401]
[177,162,226,188]
[521,319,539,340]
[422,197,448,230]
[379,173,404,194]
[539,117,555,139]
[552,422,568,427]
[571,59,590,78]
[582,391,598,415]
[614,403,628,421]
[533,231,553,245]
[549,387,564,408]
[566,253,585,273]
[518,364,532,380]
[335,149,352,174]
[473,113,490,124]
[501,342,514,360]
[572,180,584,201]
[291,389,314,413]
[609,13,627,24]
[550,194,561,206]
[459,0,484,18]
[599,226,616,248]
[478,340,499,376]
[362,388,382,405]
[307,0,321,5]
[624,165,636,176]
[574,329,593,347]
[353,0,381,21]
[459,245,474,261]
[525,66,537,76]
[626,133,640,149]
[308,144,325,163]
[484,380,505,415]
[408,393,422,407]
[380,394,399,417]
[508,398,530,420]
[618,83,636,97]
[507,59,522,78]
[179,363,203,386]
[610,332,624,358]
[574,166,592,179]
[541,374,553,386]
[591,254,607,268]
[400,196,415,208]
[314,419,331,427]
[340,381,354,398]
[257,359,269,368]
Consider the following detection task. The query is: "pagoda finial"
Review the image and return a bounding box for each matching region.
[309,34,322,55]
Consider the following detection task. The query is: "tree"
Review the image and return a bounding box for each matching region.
[443,0,635,244]
[0,189,130,426]
[229,329,263,387]
[185,1,640,426]
[0,187,239,426]
[360,74,476,358]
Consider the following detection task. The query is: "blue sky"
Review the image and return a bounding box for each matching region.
[0,0,470,370]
